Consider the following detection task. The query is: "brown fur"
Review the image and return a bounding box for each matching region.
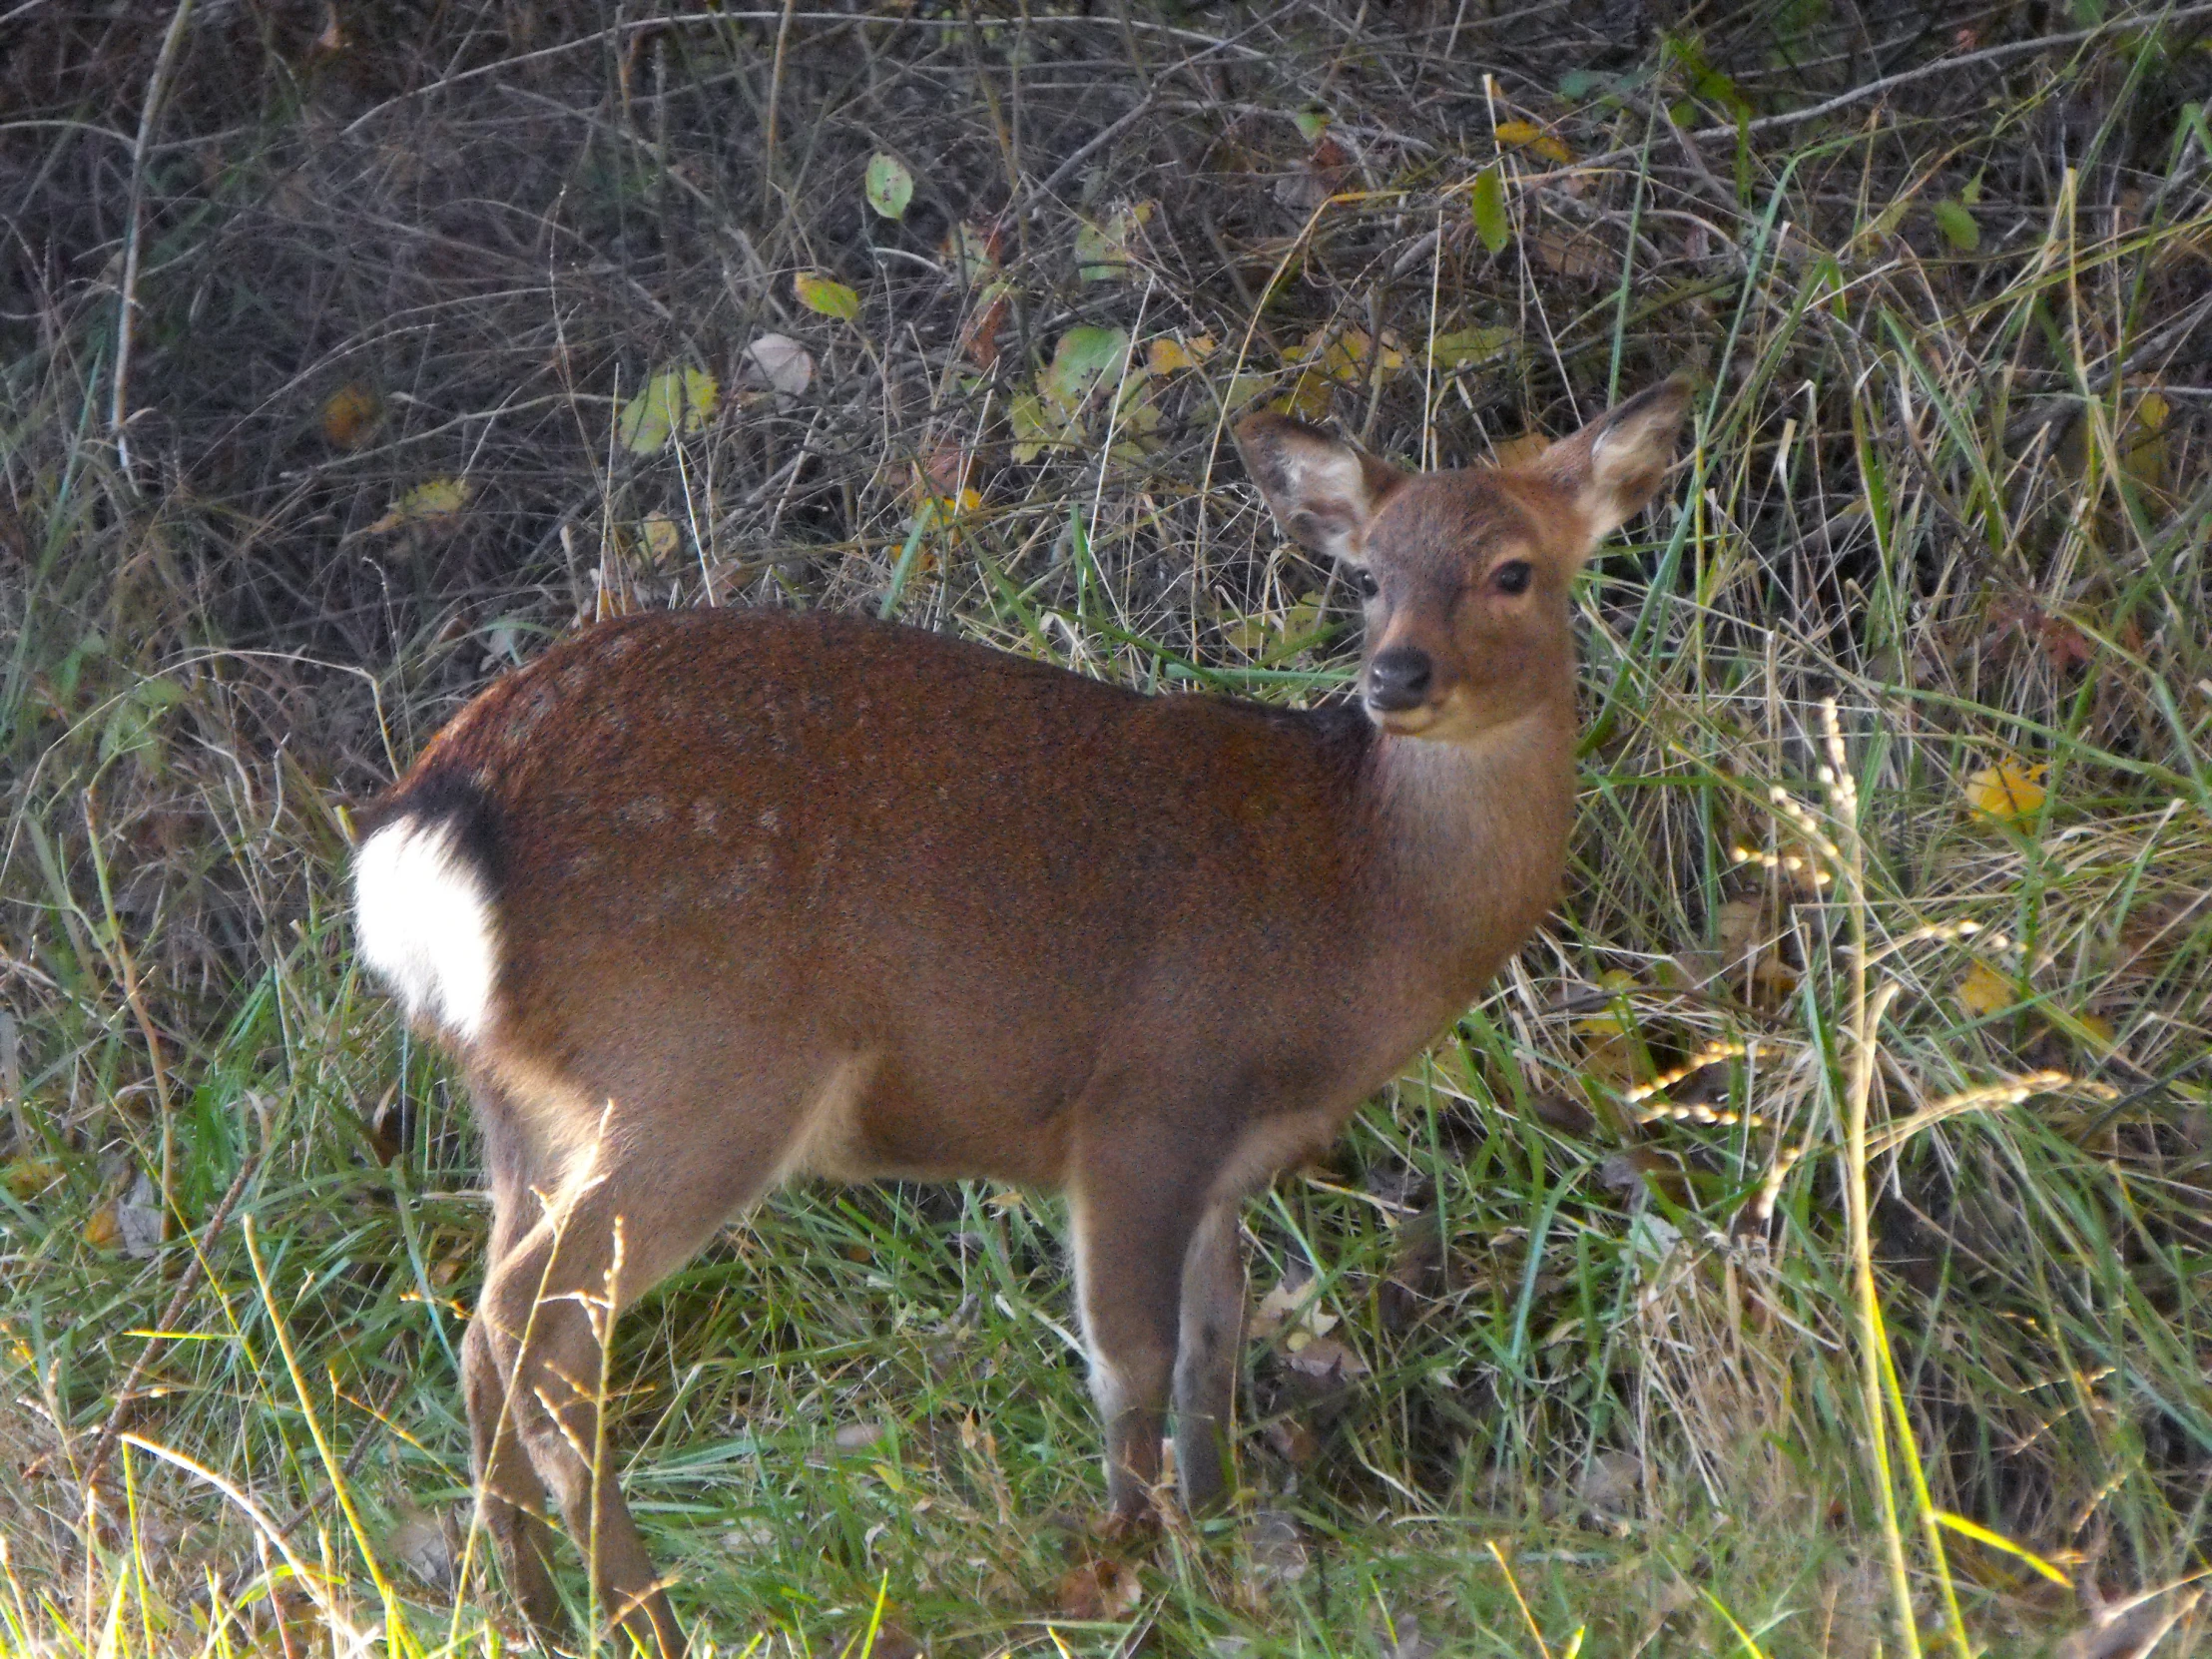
[353,379,1687,1655]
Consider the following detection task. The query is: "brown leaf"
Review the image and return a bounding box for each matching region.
[1055,1556,1143,1620]
[1275,135,1351,212]
[1282,1334,1368,1383]
[320,382,381,449]
[1528,223,1607,281]
[1526,1091,1597,1136]
[1576,1449,1641,1518]
[959,284,1010,369]
[1262,1415,1322,1467]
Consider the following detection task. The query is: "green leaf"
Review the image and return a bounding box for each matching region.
[1470,164,1510,256]
[1931,199,1979,252]
[1039,326,1131,410]
[1425,325,1513,369]
[863,153,913,221]
[794,270,861,322]
[1074,201,1152,282]
[617,367,719,454]
[1293,108,1331,144]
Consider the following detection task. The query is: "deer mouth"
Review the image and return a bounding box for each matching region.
[1372,703,1442,737]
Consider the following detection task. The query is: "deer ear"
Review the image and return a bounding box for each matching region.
[1236,411,1406,563]
[1529,375,1691,540]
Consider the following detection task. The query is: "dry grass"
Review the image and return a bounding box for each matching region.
[3,3,2209,1655]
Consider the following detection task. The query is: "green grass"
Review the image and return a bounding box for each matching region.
[4,4,2210,1656]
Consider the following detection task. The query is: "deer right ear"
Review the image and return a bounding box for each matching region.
[1235,412,1405,563]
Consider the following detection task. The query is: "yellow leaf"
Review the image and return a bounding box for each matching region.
[1574,967,1641,1036]
[1956,959,2014,1017]
[617,367,719,454]
[85,1201,121,1250]
[639,511,680,560]
[320,382,380,449]
[2122,389,2170,494]
[2,1157,62,1201]
[793,270,861,322]
[1146,335,1212,374]
[1494,119,1573,164]
[1963,759,2047,825]
[365,476,472,534]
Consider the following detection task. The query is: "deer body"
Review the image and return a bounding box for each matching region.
[353,382,1685,1655]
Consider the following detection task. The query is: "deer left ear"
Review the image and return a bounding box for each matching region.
[1527,375,1691,540]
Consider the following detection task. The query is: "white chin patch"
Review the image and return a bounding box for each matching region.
[353,818,497,1044]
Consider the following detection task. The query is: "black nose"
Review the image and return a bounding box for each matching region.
[1366,646,1433,712]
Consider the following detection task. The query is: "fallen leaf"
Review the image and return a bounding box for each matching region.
[617,367,718,454]
[1075,200,1153,282]
[1013,326,1133,460]
[320,382,380,449]
[1250,1275,1327,1341]
[1932,199,1980,252]
[1282,1334,1368,1382]
[863,153,913,221]
[1244,1509,1309,1584]
[117,1169,163,1258]
[383,1500,453,1590]
[744,332,814,397]
[2121,389,2170,495]
[1493,118,1574,165]
[1425,324,1511,368]
[1262,1416,1322,1466]
[2,1157,62,1201]
[941,220,1000,283]
[84,1200,121,1250]
[638,511,680,561]
[1056,1555,1143,1619]
[1577,1449,1641,1517]
[1964,758,2047,825]
[365,476,471,534]
[1956,958,2014,1017]
[1528,223,1607,280]
[2038,613,2094,673]
[794,270,861,322]
[1714,896,1763,966]
[1040,326,1132,409]
[1275,134,1350,212]
[1470,163,1511,254]
[1146,334,1213,375]
[959,283,1010,368]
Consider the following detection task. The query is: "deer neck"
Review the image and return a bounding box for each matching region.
[1365,694,1578,998]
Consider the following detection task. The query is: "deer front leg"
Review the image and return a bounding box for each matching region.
[1068,1146,1209,1526]
[1172,1199,1245,1515]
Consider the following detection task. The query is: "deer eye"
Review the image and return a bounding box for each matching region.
[1491,559,1532,596]
[1355,568,1381,600]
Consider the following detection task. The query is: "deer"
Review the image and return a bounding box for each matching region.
[351,378,1688,1656]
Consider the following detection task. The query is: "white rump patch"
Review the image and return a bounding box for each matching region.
[354,818,498,1044]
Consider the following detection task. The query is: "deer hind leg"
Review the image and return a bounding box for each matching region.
[1069,1139,1212,1526]
[461,1078,563,1635]
[468,1094,792,1659]
[1171,1199,1246,1515]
